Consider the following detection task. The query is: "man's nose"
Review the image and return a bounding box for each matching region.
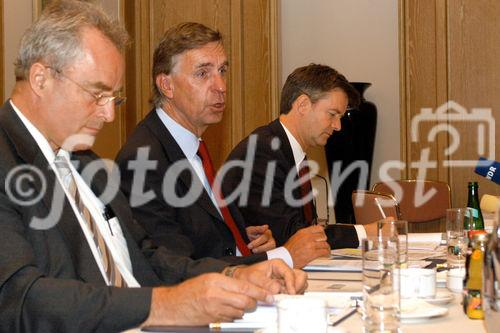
[212,74,226,94]
[100,102,116,123]
[332,117,341,131]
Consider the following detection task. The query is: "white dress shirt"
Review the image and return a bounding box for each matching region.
[279,121,366,240]
[11,100,139,287]
[157,108,293,267]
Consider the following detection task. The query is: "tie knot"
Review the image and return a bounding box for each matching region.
[299,156,310,176]
[197,140,210,162]
[54,155,72,175]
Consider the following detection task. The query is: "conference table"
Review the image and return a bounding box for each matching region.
[128,271,487,333]
[127,234,491,333]
[123,211,498,332]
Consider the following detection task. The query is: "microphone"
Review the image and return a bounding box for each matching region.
[474,157,500,185]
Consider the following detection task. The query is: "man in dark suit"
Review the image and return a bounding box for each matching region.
[116,23,330,269]
[0,2,306,332]
[223,64,381,249]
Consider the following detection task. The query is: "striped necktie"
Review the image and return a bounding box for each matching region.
[54,154,127,287]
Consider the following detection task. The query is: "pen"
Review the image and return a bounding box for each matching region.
[374,198,387,219]
[330,300,359,326]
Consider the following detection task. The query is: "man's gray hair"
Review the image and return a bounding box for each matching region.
[15,0,129,81]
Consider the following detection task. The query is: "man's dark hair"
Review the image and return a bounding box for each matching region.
[280,63,359,115]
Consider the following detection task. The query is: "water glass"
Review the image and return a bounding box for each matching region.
[446,208,469,268]
[377,220,408,266]
[362,237,400,333]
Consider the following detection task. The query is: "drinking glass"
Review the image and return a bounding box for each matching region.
[362,237,400,333]
[446,208,469,268]
[378,220,408,267]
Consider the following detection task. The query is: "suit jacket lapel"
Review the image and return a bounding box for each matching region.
[268,118,298,176]
[268,118,304,202]
[144,111,223,222]
[268,118,317,219]
[0,102,104,285]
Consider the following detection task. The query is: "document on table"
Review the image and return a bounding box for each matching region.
[208,292,360,330]
[408,232,444,250]
[304,258,363,272]
[305,257,430,272]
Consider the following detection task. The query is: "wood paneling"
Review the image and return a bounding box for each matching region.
[400,0,500,212]
[446,0,500,206]
[121,0,280,168]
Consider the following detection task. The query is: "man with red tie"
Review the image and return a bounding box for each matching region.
[223,64,379,249]
[116,22,330,272]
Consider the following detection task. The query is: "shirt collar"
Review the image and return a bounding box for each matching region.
[156,107,200,159]
[10,100,59,164]
[279,120,306,168]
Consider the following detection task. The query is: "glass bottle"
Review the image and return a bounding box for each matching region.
[463,232,488,319]
[466,182,485,234]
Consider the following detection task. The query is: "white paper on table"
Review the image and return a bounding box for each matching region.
[408,232,443,245]
[306,279,362,293]
[332,248,362,258]
[229,293,359,329]
[304,259,363,272]
[408,247,446,261]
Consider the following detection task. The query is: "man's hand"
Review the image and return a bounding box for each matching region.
[246,225,276,253]
[364,217,395,237]
[142,273,273,327]
[231,259,308,295]
[283,225,331,269]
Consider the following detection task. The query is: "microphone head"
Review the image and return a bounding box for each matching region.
[474,157,500,185]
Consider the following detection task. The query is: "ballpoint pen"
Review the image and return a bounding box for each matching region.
[330,299,359,326]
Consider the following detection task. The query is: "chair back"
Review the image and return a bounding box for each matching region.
[372,180,451,223]
[351,190,400,225]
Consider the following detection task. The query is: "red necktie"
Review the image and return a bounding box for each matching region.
[197,140,251,256]
[298,157,315,225]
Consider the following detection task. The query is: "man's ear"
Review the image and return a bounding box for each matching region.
[293,94,312,116]
[155,73,174,99]
[29,63,49,97]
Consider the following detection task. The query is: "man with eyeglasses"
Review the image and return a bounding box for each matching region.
[0,1,306,332]
[222,64,384,249]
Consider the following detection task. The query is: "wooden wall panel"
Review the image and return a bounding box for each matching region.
[241,0,279,136]
[447,0,500,206]
[401,0,500,212]
[402,0,449,182]
[92,0,127,160]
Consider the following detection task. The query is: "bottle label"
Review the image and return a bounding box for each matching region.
[466,208,479,218]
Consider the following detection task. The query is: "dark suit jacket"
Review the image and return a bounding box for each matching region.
[223,118,360,249]
[115,110,267,270]
[0,101,161,333]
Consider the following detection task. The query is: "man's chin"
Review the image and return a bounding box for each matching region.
[61,134,96,151]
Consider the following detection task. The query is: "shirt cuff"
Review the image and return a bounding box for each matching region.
[266,246,294,268]
[353,224,367,243]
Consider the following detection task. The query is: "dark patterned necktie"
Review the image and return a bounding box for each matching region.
[298,156,315,225]
[197,140,251,256]
[54,155,127,287]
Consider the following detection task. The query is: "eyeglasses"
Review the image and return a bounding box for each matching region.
[46,66,126,107]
